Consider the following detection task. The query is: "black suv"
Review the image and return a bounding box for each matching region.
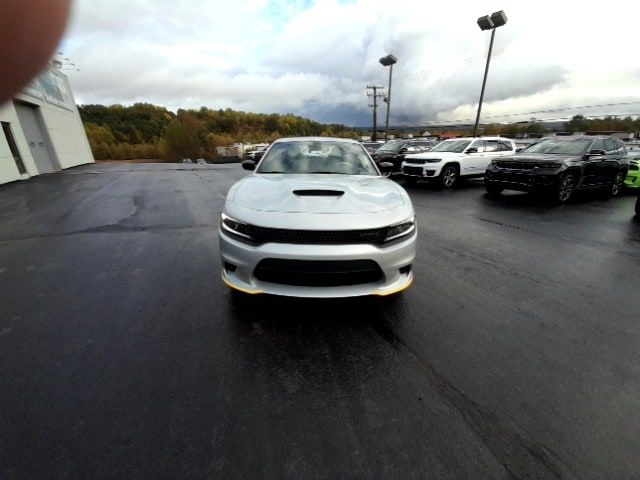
[371,139,437,174]
[484,136,628,203]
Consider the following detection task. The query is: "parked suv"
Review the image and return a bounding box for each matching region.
[401,137,515,188]
[371,139,437,174]
[484,136,628,203]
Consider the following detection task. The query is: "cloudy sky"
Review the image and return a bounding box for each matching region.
[60,0,640,126]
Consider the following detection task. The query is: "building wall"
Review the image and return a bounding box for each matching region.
[0,64,94,185]
[0,103,40,183]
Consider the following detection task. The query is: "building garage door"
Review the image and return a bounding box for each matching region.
[14,101,58,174]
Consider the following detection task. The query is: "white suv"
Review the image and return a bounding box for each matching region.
[401,137,516,188]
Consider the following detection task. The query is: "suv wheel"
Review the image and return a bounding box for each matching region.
[557,173,577,203]
[440,164,459,189]
[611,171,625,197]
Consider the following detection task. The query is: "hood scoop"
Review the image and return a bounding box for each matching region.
[293,189,345,197]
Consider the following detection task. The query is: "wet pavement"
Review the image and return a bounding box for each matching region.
[1,163,639,479]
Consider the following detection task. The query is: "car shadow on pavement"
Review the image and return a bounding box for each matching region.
[400,179,485,192]
[221,292,411,397]
[226,291,405,329]
[480,189,623,209]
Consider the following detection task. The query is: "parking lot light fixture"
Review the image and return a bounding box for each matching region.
[379,54,397,142]
[473,10,507,137]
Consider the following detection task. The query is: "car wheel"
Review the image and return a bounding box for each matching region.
[611,171,625,197]
[440,164,459,189]
[484,181,503,197]
[557,173,577,203]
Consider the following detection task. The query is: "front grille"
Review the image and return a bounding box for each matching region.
[494,161,558,170]
[254,259,384,287]
[247,225,388,245]
[403,166,424,176]
[405,159,427,165]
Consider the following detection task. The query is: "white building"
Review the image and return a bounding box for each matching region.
[0,62,94,185]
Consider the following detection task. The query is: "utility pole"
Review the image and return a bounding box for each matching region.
[367,85,384,141]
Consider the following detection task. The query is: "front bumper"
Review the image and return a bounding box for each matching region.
[625,169,640,189]
[484,168,559,192]
[219,230,416,298]
[401,163,441,178]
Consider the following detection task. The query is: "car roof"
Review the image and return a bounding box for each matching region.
[441,137,512,142]
[272,137,359,144]
[537,136,604,141]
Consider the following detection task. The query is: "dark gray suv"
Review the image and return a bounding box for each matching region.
[484,136,629,203]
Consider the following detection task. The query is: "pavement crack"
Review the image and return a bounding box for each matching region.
[368,320,577,480]
[0,224,214,242]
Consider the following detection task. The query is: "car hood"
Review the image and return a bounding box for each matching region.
[228,174,406,215]
[494,153,574,163]
[405,151,464,160]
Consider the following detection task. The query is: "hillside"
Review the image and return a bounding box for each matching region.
[79,103,360,161]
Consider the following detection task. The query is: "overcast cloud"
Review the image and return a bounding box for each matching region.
[60,0,640,126]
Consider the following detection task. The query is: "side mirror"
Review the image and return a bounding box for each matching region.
[588,149,606,156]
[465,147,478,154]
[399,147,409,154]
[242,160,256,171]
[378,162,394,173]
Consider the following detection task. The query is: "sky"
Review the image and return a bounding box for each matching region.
[60,0,640,126]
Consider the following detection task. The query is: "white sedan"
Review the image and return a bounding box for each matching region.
[401,137,516,188]
[219,137,417,298]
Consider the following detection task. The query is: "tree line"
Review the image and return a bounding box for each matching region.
[80,105,640,161]
[79,103,359,161]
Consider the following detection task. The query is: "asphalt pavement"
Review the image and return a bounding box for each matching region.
[1,163,639,479]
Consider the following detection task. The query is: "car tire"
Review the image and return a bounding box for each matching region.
[611,171,625,198]
[556,172,577,203]
[440,164,459,189]
[484,181,503,197]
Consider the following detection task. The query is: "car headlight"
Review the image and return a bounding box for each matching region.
[220,213,253,241]
[384,218,415,243]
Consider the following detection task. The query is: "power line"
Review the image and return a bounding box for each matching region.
[366,85,384,140]
[412,101,640,126]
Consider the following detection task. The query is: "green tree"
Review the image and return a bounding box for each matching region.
[163,118,201,160]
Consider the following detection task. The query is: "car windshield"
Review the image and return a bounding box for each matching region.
[430,139,471,153]
[521,138,593,155]
[256,140,379,175]
[377,140,404,152]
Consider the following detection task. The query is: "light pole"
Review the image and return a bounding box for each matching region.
[473,10,507,137]
[379,54,397,142]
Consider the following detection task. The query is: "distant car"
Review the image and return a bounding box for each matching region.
[484,136,628,203]
[246,146,268,161]
[624,151,640,189]
[401,137,516,188]
[196,158,207,165]
[182,158,193,163]
[371,139,437,175]
[220,137,416,298]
